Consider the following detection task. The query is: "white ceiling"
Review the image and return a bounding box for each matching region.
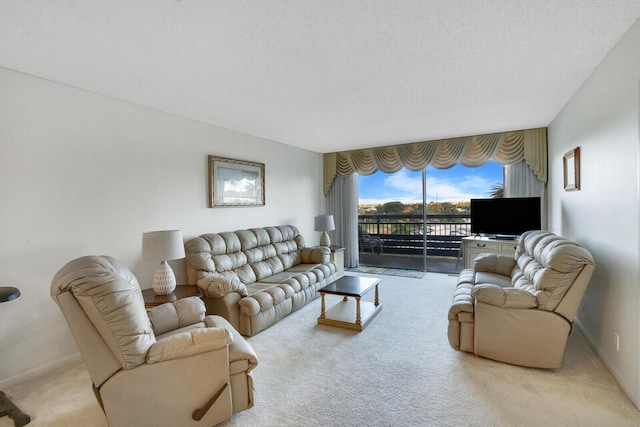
[1,1,639,153]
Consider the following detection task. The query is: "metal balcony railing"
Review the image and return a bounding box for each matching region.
[358,214,470,258]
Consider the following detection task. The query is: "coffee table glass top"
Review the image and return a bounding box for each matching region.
[319,275,380,297]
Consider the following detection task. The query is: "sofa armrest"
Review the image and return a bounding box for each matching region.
[473,253,516,276]
[301,246,330,264]
[205,316,258,371]
[448,282,475,320]
[472,284,537,309]
[197,276,248,298]
[148,297,205,336]
[146,327,232,364]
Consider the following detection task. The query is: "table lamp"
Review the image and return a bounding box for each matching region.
[314,214,335,247]
[142,230,185,295]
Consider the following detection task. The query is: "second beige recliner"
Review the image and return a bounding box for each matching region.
[448,230,595,368]
[51,255,258,427]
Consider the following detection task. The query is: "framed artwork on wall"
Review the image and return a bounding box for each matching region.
[208,156,265,207]
[563,147,580,191]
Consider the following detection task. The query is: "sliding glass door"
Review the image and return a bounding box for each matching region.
[357,161,503,273]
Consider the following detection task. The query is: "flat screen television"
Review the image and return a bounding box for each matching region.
[470,197,541,238]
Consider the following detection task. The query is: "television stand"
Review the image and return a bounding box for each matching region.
[462,236,519,269]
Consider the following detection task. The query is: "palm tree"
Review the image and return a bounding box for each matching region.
[489,183,503,198]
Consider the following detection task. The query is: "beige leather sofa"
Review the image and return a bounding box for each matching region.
[448,230,595,368]
[185,225,340,336]
[51,256,258,427]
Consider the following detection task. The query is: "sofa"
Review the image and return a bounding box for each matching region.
[448,230,595,368]
[51,255,258,426]
[185,225,341,336]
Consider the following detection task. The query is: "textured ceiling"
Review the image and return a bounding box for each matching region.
[1,1,639,153]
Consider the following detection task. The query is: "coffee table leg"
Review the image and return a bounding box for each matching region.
[355,297,361,326]
[320,293,326,319]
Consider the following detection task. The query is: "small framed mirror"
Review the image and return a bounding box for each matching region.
[563,147,580,191]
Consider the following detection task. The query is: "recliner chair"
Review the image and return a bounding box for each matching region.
[51,255,258,427]
[448,230,595,368]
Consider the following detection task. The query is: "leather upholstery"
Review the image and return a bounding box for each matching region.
[447,230,595,368]
[51,255,258,426]
[185,225,340,336]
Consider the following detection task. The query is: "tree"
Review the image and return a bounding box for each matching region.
[489,183,503,198]
[376,201,405,214]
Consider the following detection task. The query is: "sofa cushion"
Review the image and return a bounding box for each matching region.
[474,272,512,288]
[197,271,248,298]
[245,282,288,298]
[148,297,206,336]
[301,246,330,264]
[258,271,300,284]
[219,231,242,252]
[266,225,304,269]
[473,253,516,276]
[472,284,537,309]
[238,285,288,315]
[256,264,321,284]
[250,254,284,280]
[513,231,595,311]
[186,234,257,285]
[284,263,322,273]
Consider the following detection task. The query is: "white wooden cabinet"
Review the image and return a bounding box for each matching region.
[462,237,518,269]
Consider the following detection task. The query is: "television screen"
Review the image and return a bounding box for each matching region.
[470,197,541,237]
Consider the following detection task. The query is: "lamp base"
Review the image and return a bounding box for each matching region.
[152,261,177,295]
[319,231,331,247]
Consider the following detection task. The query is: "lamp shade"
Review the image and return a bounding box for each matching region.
[142,230,185,262]
[314,214,335,232]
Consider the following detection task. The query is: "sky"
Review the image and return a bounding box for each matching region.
[358,161,503,205]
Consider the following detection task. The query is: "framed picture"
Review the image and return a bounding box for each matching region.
[209,156,265,207]
[563,147,580,191]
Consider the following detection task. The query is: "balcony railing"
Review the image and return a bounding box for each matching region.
[359,213,470,258]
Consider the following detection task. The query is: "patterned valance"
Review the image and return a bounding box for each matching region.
[324,127,547,194]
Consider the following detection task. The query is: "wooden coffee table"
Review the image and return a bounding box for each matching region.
[317,275,381,331]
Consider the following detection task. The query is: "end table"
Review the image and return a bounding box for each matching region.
[329,245,345,276]
[142,285,203,309]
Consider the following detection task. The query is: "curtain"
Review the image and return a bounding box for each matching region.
[324,127,547,194]
[504,159,548,229]
[504,160,545,198]
[326,174,359,268]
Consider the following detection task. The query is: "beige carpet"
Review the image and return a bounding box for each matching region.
[2,272,639,427]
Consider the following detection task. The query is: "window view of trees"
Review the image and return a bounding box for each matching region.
[359,201,469,236]
[359,200,469,217]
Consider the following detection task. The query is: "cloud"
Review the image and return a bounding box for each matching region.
[384,170,422,193]
[360,168,500,204]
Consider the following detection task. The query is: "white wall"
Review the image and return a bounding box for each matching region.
[548,20,640,407]
[0,67,325,387]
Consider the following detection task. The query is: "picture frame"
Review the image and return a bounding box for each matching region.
[563,147,580,191]
[209,156,265,207]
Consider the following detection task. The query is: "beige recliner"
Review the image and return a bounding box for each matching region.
[51,255,258,427]
[448,230,595,368]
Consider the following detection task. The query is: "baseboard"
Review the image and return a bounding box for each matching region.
[573,319,639,410]
[0,353,82,389]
